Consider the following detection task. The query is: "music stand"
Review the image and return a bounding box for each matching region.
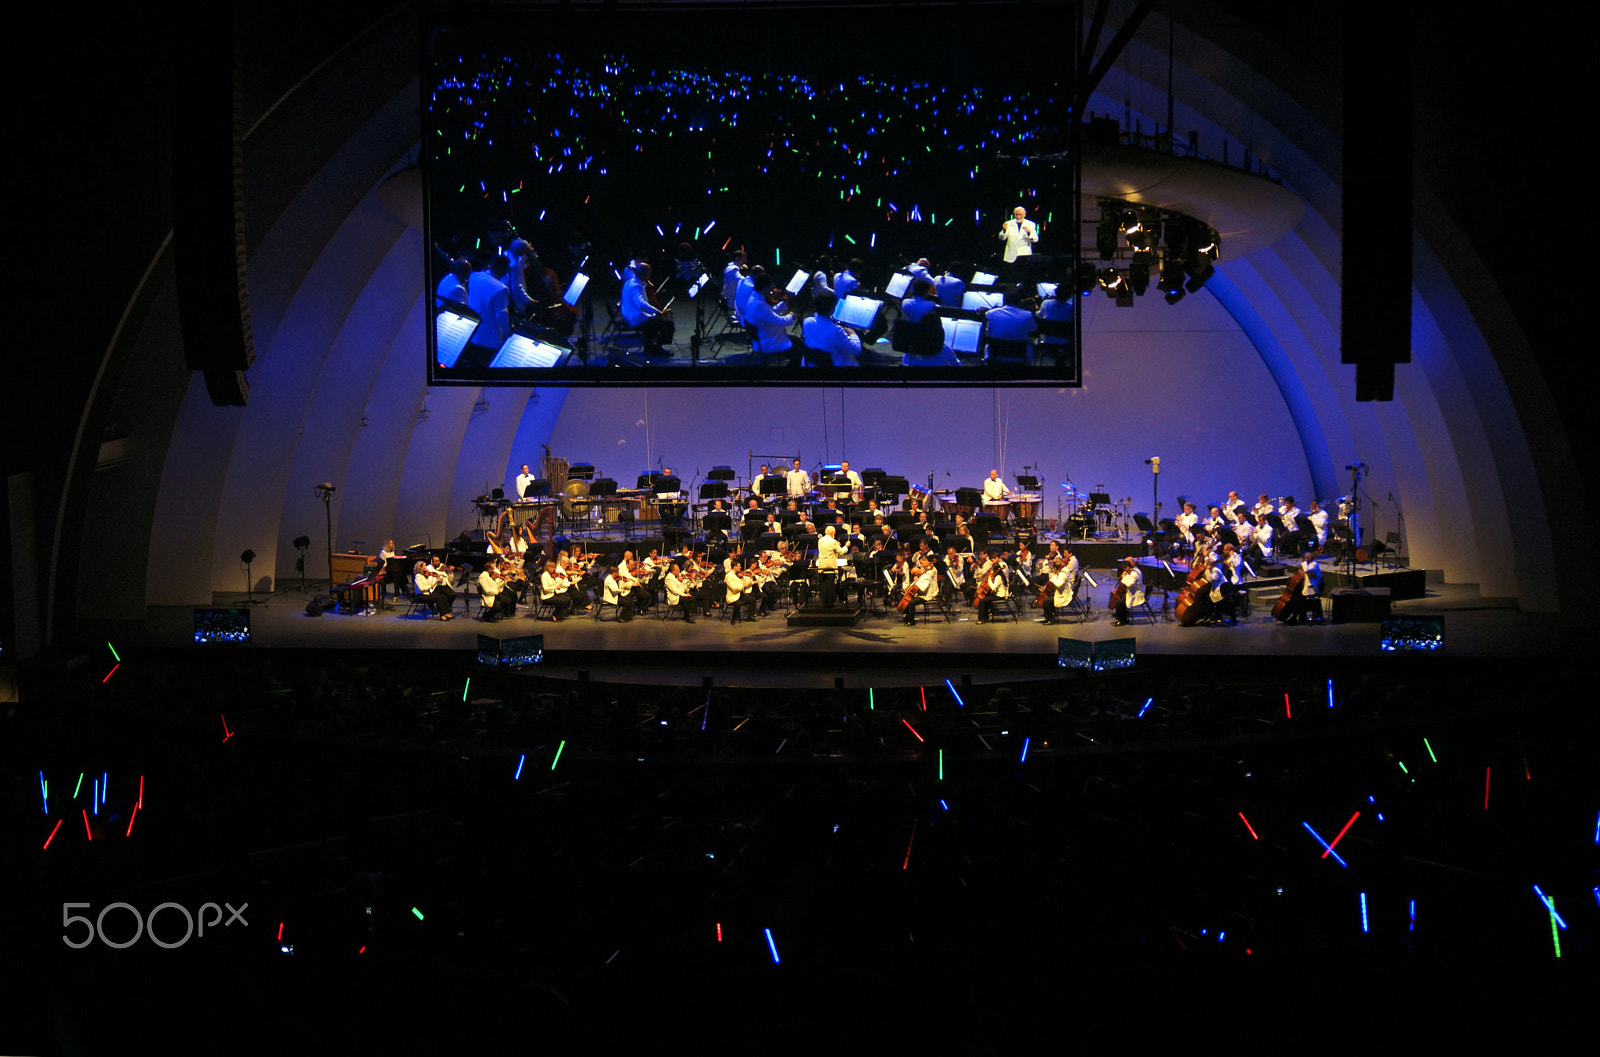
[1016,475,1039,490]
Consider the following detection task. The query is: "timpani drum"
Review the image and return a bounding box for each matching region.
[1012,494,1039,520]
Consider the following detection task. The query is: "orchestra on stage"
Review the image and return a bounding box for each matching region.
[334,459,1344,630]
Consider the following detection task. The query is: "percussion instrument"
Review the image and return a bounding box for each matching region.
[1011,494,1040,520]
[559,478,590,518]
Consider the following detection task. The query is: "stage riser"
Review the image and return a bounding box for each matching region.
[1324,568,1425,600]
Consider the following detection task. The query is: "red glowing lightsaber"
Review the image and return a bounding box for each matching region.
[1321,810,1360,858]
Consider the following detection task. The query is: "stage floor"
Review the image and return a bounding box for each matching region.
[108,578,1574,688]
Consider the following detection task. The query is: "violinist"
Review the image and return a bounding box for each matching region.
[802,290,861,366]
[746,273,796,356]
[933,260,965,308]
[810,256,833,302]
[723,251,748,323]
[414,559,455,620]
[833,258,863,301]
[983,286,1038,343]
[735,264,764,323]
[621,262,674,355]
[724,558,760,623]
[603,561,639,623]
[538,559,576,622]
[664,560,696,623]
[942,546,973,606]
[900,277,940,324]
[478,559,518,623]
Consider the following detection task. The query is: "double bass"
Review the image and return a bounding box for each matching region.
[1272,547,1321,621]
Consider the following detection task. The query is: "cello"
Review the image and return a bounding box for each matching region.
[1175,558,1211,626]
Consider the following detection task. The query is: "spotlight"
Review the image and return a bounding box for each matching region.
[1075,261,1099,296]
[1184,260,1215,293]
[240,549,256,564]
[292,536,311,551]
[1159,260,1187,304]
[1129,261,1150,296]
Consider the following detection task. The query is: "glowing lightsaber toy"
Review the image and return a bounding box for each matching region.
[1322,811,1360,858]
[1423,737,1438,763]
[514,754,525,781]
[1138,698,1153,718]
[551,740,566,770]
[1359,892,1369,933]
[919,687,926,711]
[944,679,964,708]
[1301,821,1348,867]
[900,718,924,743]
[1237,812,1260,840]
[83,810,92,841]
[1019,736,1029,763]
[765,927,781,964]
[411,907,425,921]
[1532,886,1567,930]
[108,642,120,662]
[43,820,63,850]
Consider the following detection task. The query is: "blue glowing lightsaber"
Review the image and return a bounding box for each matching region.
[1532,886,1567,929]
[1019,737,1030,763]
[1327,679,1335,709]
[39,771,47,814]
[764,927,781,965]
[514,754,525,781]
[1137,697,1153,718]
[1359,892,1369,933]
[1300,821,1348,867]
[944,679,964,708]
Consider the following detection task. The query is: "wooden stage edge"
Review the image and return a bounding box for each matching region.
[81,580,1580,689]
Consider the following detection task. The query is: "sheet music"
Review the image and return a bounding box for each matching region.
[833,294,881,330]
[884,272,912,299]
[941,318,982,353]
[489,335,569,369]
[563,272,589,306]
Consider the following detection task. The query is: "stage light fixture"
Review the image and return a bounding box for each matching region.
[292,536,311,551]
[240,549,256,564]
[1129,261,1150,296]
